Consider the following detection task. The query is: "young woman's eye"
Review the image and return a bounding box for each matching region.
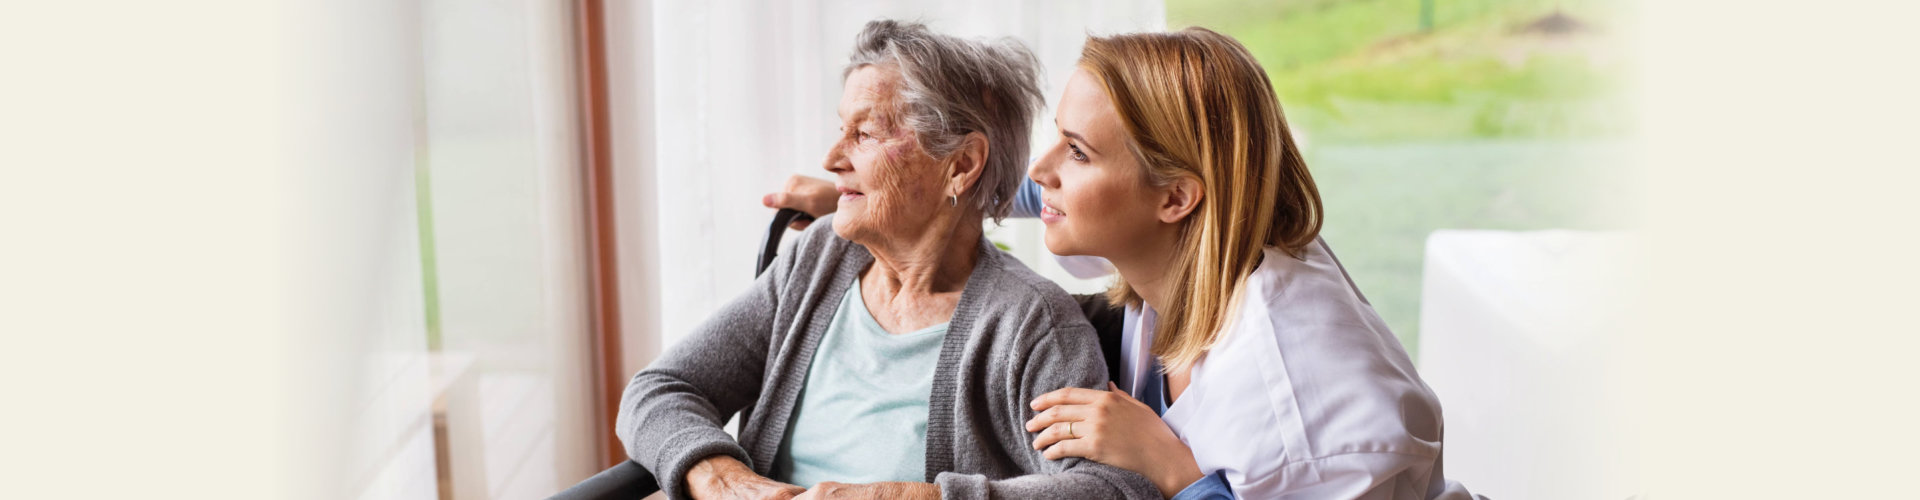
[1068,143,1088,162]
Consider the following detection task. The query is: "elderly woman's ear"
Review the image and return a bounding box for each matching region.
[944,131,991,202]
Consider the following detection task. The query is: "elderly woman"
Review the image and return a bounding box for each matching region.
[615,20,1159,500]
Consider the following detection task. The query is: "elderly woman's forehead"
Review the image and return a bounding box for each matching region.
[838,66,903,117]
[847,65,901,89]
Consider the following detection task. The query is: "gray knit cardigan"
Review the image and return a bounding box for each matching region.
[615,215,1159,500]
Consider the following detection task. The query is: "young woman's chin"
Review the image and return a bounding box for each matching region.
[1042,228,1098,259]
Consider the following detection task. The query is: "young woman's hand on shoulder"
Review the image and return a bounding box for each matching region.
[1027,382,1205,498]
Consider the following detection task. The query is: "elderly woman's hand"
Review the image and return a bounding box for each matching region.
[792,481,938,500]
[761,174,839,230]
[1027,382,1205,498]
[686,455,807,500]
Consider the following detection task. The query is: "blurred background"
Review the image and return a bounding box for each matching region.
[8,0,1920,499]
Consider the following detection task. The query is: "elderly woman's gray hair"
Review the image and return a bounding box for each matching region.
[845,19,1045,222]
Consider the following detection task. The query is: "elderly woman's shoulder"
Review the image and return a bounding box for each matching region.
[975,248,1092,330]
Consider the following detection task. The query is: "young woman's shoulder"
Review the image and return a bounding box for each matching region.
[1222,242,1443,458]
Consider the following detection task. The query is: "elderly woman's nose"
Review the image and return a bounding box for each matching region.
[822,143,851,173]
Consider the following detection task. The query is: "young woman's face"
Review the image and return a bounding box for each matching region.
[1029,68,1167,260]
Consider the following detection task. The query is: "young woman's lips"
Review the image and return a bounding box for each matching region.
[1039,202,1065,224]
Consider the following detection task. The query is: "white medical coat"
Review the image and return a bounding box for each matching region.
[1109,240,1477,499]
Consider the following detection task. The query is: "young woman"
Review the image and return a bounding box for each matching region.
[768,27,1475,500]
[1017,28,1479,499]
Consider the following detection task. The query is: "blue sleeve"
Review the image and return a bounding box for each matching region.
[1011,174,1043,218]
[1169,470,1234,500]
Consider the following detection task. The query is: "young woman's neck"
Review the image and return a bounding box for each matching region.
[1106,225,1185,311]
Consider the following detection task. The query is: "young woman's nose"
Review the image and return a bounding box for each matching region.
[1028,142,1061,187]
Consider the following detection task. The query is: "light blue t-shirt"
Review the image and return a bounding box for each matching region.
[773,278,949,487]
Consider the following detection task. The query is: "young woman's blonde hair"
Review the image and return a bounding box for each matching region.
[1081,28,1323,372]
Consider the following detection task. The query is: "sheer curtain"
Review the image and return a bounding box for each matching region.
[414,0,600,497]
[329,0,603,497]
[614,0,1165,361]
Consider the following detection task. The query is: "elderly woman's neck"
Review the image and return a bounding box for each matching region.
[863,213,984,296]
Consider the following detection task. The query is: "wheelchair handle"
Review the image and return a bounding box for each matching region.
[756,208,814,277]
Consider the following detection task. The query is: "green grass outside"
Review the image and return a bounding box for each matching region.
[1172,0,1631,141]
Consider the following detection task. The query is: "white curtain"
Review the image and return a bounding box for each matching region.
[617,0,1165,356]
[415,0,602,497]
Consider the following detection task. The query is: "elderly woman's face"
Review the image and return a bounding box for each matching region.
[824,66,949,244]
